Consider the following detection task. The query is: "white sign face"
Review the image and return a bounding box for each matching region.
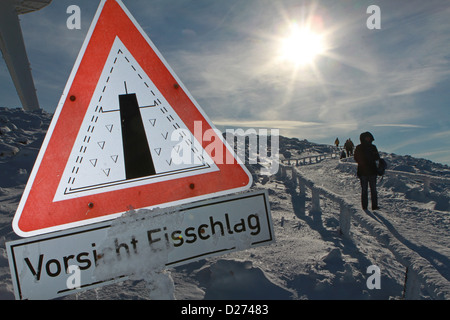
[54,37,218,202]
[7,190,274,300]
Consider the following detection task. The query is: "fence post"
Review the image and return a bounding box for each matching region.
[404,267,421,300]
[277,165,285,179]
[298,180,306,197]
[423,177,431,193]
[311,189,321,213]
[291,165,298,182]
[339,203,351,237]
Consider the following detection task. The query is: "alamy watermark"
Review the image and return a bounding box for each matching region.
[367,5,381,30]
[68,4,381,31]
[66,265,81,290]
[366,265,381,290]
[66,5,81,30]
[171,121,280,176]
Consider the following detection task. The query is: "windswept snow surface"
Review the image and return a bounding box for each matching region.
[0,107,449,300]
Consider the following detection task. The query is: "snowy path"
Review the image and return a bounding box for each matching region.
[296,158,450,286]
[170,177,407,300]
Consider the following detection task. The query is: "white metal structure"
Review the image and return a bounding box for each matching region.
[0,0,52,111]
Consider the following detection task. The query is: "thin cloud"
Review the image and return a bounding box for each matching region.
[374,124,426,129]
[213,119,322,129]
[415,148,450,166]
[213,119,358,143]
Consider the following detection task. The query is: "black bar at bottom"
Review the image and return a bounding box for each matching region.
[119,93,156,179]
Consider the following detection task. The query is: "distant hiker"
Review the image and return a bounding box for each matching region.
[354,132,380,210]
[334,137,340,148]
[349,139,354,156]
[344,138,354,157]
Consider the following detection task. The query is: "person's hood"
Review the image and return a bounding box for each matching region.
[360,131,374,144]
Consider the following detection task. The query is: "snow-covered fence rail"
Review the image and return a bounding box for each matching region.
[276,164,450,300]
[339,157,450,192]
[384,170,450,192]
[280,151,341,166]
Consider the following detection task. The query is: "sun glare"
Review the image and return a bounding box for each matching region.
[280,23,326,66]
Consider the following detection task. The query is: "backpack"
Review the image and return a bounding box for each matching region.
[377,158,387,176]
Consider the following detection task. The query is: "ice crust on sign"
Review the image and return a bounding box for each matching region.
[93,207,180,299]
[92,203,261,299]
[96,207,179,270]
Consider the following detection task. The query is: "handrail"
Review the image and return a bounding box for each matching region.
[338,157,450,191]
[280,150,341,166]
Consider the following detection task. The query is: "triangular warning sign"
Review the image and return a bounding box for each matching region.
[13,0,252,237]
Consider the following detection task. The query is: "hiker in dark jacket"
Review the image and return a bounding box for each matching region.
[344,138,354,157]
[354,132,380,210]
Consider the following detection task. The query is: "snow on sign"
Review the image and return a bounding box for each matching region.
[12,0,252,237]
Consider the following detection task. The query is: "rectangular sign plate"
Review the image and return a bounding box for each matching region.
[7,190,274,300]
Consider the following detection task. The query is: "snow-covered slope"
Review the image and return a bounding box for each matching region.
[0,107,449,300]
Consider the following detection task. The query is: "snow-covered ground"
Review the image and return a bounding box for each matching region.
[0,107,449,300]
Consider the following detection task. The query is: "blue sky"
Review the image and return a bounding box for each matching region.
[1,0,450,165]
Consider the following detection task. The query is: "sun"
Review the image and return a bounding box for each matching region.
[280,23,326,66]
